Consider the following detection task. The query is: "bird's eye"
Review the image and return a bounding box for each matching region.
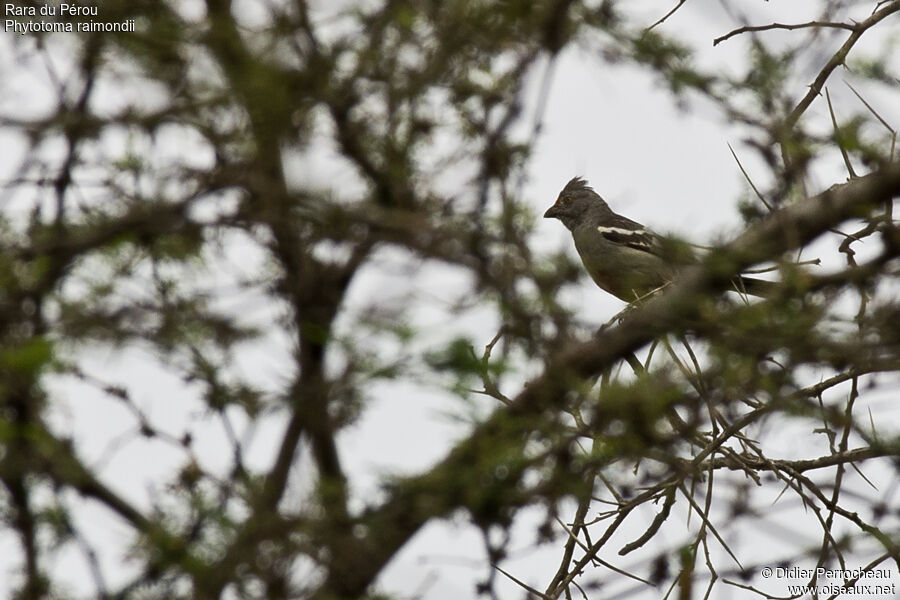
[562,196,572,204]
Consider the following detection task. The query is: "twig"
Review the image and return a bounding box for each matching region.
[494,563,550,599]
[845,80,896,134]
[844,80,897,160]
[728,143,772,211]
[677,483,743,569]
[825,87,858,179]
[785,3,900,131]
[618,486,676,555]
[647,0,688,32]
[714,20,855,46]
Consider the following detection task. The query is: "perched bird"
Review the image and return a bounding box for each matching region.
[544,177,774,301]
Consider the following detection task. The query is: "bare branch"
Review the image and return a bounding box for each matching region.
[714,20,855,47]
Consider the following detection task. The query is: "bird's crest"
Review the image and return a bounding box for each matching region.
[561,176,595,195]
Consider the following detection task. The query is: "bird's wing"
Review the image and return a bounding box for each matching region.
[595,214,662,256]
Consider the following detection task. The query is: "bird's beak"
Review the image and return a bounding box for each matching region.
[544,205,560,219]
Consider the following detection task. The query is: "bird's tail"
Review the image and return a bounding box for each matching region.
[732,276,777,298]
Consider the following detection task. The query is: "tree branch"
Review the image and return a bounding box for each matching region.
[313,162,900,598]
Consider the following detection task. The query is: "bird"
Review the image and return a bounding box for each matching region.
[543,177,775,302]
